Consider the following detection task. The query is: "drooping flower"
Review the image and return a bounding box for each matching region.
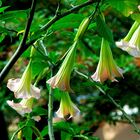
[47,41,78,92]
[7,97,41,121]
[7,62,40,99]
[56,92,80,119]
[7,97,34,116]
[116,21,140,58]
[47,16,91,92]
[91,38,123,82]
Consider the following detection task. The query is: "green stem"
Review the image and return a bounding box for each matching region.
[10,125,26,140]
[48,70,55,140]
[11,124,43,140]
[31,126,43,140]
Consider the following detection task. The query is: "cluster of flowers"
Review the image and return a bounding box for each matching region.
[7,60,41,121]
[7,14,140,119]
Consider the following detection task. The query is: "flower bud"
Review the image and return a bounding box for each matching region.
[74,17,91,41]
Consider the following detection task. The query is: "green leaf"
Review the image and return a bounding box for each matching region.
[0,26,9,34]
[41,121,75,137]
[108,0,139,17]
[41,126,48,137]
[51,14,84,31]
[53,121,75,134]
[0,33,6,43]
[32,106,48,116]
[96,15,114,43]
[61,131,72,140]
[0,6,10,13]
[0,10,28,22]
[23,126,33,140]
[22,47,49,79]
[131,13,140,23]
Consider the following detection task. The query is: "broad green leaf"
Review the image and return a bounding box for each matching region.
[131,13,140,23]
[32,106,48,116]
[108,0,139,17]
[0,33,6,43]
[0,6,10,13]
[61,131,72,140]
[41,121,75,137]
[0,26,9,34]
[96,15,114,43]
[0,10,28,22]
[41,126,48,137]
[51,14,84,31]
[53,121,75,134]
[23,126,33,140]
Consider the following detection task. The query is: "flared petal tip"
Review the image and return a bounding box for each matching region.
[7,100,32,116]
[116,41,140,58]
[56,104,80,120]
[91,67,123,83]
[7,78,20,92]
[32,116,41,122]
[47,76,74,93]
[46,76,56,89]
[31,85,41,99]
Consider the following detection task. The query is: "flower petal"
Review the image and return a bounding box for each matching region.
[32,116,41,122]
[7,100,32,116]
[56,93,80,119]
[91,38,123,83]
[116,40,140,58]
[30,85,41,99]
[7,78,20,92]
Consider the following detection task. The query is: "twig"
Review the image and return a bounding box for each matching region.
[75,70,140,135]
[0,0,97,84]
[100,88,140,135]
[0,0,36,83]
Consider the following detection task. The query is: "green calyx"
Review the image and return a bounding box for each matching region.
[74,17,91,41]
[124,21,140,41]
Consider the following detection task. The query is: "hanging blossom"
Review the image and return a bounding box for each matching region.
[7,62,40,99]
[116,21,140,58]
[7,97,41,121]
[91,38,123,82]
[7,97,33,116]
[47,41,77,93]
[47,17,91,92]
[56,92,80,119]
